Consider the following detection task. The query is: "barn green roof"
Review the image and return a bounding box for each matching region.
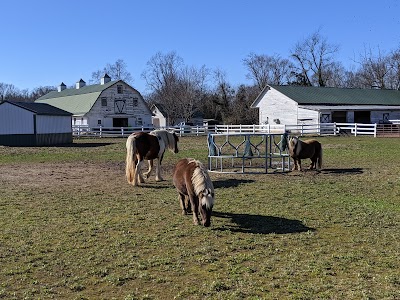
[36,80,121,115]
[269,85,400,105]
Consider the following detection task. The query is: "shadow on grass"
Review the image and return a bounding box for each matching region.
[213,179,255,189]
[321,168,363,175]
[213,211,314,234]
[56,142,115,148]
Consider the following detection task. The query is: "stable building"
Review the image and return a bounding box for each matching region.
[0,101,72,146]
[251,85,400,125]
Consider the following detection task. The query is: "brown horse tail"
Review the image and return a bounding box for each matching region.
[125,134,137,184]
[317,145,323,170]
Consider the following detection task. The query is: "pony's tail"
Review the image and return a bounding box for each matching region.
[125,135,137,184]
[317,147,323,170]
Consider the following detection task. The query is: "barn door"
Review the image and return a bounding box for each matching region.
[113,118,128,127]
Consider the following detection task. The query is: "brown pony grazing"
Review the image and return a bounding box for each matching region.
[126,129,179,186]
[173,158,215,227]
[286,136,322,171]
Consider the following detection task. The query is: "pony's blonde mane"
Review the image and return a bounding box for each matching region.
[189,159,214,209]
[151,130,176,151]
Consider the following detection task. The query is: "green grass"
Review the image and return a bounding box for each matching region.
[0,136,399,299]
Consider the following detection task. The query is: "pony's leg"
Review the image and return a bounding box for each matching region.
[292,159,298,171]
[178,193,187,215]
[143,160,153,179]
[298,159,303,171]
[155,157,164,182]
[189,195,200,225]
[134,159,145,185]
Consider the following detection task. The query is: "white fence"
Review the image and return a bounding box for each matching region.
[72,123,378,138]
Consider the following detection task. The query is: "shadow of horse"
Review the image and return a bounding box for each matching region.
[212,179,255,189]
[213,211,314,234]
[322,168,363,175]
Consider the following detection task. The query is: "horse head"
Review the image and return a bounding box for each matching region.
[288,136,299,149]
[199,188,215,227]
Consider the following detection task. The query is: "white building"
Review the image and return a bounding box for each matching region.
[251,85,400,125]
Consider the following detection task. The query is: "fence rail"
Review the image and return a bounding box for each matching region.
[72,123,381,138]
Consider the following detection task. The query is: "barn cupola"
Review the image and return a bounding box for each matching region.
[58,82,66,92]
[101,73,111,85]
[76,79,86,89]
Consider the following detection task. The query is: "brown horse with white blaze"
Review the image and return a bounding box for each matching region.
[173,158,215,227]
[126,130,179,186]
[285,136,322,171]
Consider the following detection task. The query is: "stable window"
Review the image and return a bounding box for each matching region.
[97,119,102,125]
[383,113,389,123]
[321,114,330,123]
[101,97,107,106]
[133,97,138,106]
[117,85,123,94]
[137,117,143,125]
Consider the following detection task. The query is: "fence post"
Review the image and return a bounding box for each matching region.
[99,126,102,138]
[374,123,377,137]
[121,127,124,137]
[354,123,357,136]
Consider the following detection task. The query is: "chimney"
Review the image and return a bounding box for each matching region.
[58,82,66,92]
[76,79,86,89]
[101,73,111,85]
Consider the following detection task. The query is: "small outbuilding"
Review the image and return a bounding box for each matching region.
[0,101,73,146]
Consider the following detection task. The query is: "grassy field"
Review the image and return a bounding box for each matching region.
[0,135,399,300]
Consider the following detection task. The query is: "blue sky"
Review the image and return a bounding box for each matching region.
[1,0,399,94]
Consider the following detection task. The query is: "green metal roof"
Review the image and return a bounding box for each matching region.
[270,85,400,105]
[36,80,121,115]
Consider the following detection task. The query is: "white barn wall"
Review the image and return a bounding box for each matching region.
[258,88,299,125]
[86,82,152,128]
[0,102,34,134]
[297,108,319,124]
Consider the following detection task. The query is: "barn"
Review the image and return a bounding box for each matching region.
[0,101,72,146]
[36,74,153,128]
[251,85,400,125]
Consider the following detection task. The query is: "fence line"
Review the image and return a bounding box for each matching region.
[72,123,379,138]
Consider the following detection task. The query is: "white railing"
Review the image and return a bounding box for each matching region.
[72,125,154,137]
[72,123,378,138]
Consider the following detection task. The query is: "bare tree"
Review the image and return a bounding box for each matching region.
[90,59,133,84]
[175,65,208,123]
[243,53,292,91]
[290,30,340,87]
[387,48,400,90]
[357,48,390,89]
[211,69,235,123]
[142,51,182,125]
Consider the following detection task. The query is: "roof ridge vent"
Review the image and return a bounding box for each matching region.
[76,79,86,89]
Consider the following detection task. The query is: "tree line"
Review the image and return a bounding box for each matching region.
[1,30,400,125]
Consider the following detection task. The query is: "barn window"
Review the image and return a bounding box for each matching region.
[137,117,143,125]
[101,97,107,106]
[98,119,102,125]
[133,97,138,106]
[117,85,123,94]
